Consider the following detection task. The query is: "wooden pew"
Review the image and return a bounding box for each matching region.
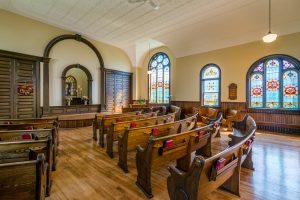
[0,129,57,171]
[197,112,223,138]
[167,125,256,200]
[92,111,141,141]
[98,112,158,148]
[0,137,53,196]
[136,125,213,198]
[222,109,242,131]
[122,107,152,113]
[0,122,58,168]
[228,115,256,170]
[0,154,47,200]
[118,114,198,173]
[170,105,182,120]
[0,117,60,145]
[106,113,176,158]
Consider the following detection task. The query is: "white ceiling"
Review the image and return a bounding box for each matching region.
[1,0,300,65]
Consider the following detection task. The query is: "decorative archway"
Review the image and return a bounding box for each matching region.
[43,34,105,114]
[61,64,93,104]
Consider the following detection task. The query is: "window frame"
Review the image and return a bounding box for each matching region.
[246,54,300,111]
[148,52,171,105]
[200,63,221,107]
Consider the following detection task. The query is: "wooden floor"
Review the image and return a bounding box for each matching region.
[47,127,300,200]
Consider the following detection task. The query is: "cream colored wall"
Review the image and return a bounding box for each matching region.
[0,10,133,106]
[66,68,88,97]
[137,46,176,101]
[175,32,300,102]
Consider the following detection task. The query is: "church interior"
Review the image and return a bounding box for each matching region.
[0,0,299,200]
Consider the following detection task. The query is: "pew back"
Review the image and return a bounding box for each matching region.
[0,122,55,131]
[117,114,198,172]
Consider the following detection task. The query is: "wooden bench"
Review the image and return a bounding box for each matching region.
[0,129,57,171]
[192,106,218,123]
[106,113,176,158]
[92,111,141,141]
[197,112,223,138]
[0,137,53,196]
[228,114,256,170]
[223,109,242,131]
[118,114,198,173]
[136,124,214,198]
[98,112,158,148]
[0,154,47,200]
[122,107,152,113]
[0,117,59,144]
[167,127,256,200]
[170,105,182,121]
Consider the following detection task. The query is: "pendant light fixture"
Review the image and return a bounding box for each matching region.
[263,0,277,43]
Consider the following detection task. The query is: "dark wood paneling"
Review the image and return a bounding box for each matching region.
[171,101,300,134]
[105,69,132,112]
[41,104,101,116]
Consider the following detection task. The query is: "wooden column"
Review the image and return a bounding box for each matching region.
[88,78,93,105]
[43,58,50,115]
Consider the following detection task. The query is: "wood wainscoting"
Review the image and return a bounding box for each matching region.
[171,101,300,134]
[40,104,101,128]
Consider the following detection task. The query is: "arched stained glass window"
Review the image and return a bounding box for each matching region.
[148,53,170,104]
[248,55,300,109]
[200,64,221,107]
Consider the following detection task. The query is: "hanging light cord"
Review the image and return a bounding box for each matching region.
[268,0,271,33]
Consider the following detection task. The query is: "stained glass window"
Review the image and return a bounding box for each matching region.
[200,64,221,107]
[148,53,170,104]
[248,55,300,109]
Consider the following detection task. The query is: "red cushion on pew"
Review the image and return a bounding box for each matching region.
[130,122,137,128]
[152,128,159,136]
[22,134,32,140]
[164,139,174,148]
[116,118,124,123]
[198,130,205,138]
[24,126,33,130]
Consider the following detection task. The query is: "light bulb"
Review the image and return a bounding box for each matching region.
[263,33,277,43]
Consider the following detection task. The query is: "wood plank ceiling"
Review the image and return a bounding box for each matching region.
[1,0,300,59]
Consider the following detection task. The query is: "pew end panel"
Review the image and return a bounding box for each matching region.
[0,154,47,200]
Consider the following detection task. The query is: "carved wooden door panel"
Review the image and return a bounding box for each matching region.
[14,59,37,118]
[122,74,131,109]
[114,73,123,113]
[0,57,13,119]
[105,70,115,112]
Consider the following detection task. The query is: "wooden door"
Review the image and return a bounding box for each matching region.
[0,52,40,119]
[105,69,132,113]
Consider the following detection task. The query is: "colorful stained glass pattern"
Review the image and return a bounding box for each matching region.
[201,65,220,106]
[149,53,170,104]
[266,59,280,108]
[164,66,170,103]
[254,63,264,72]
[283,70,298,108]
[203,66,219,79]
[250,74,263,108]
[248,56,299,110]
[283,60,295,70]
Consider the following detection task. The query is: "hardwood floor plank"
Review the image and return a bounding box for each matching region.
[47,127,300,200]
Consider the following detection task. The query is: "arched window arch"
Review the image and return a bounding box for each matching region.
[148,52,170,104]
[247,55,300,109]
[200,64,221,107]
[65,75,77,96]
